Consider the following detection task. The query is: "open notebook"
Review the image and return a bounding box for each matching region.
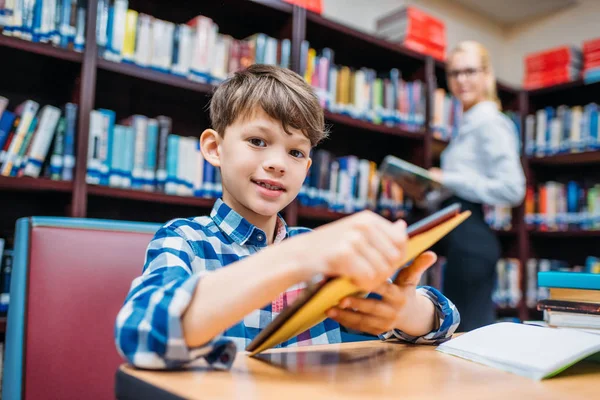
[437,322,600,380]
[246,203,471,355]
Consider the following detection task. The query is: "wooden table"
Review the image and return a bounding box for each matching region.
[115,341,600,400]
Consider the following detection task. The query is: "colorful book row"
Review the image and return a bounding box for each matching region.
[96,0,289,85]
[0,96,77,180]
[299,149,409,218]
[301,45,426,131]
[525,103,600,157]
[0,0,87,52]
[86,110,222,198]
[525,181,600,231]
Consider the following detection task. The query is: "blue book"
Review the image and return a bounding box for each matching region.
[202,159,215,198]
[98,109,116,186]
[145,119,159,190]
[583,67,600,84]
[61,103,78,181]
[538,271,600,290]
[165,135,179,195]
[0,111,16,151]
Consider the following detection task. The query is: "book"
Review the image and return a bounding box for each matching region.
[537,299,600,315]
[378,155,448,204]
[246,202,471,355]
[379,155,441,190]
[436,322,600,380]
[538,271,600,290]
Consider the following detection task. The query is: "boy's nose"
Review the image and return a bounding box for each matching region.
[263,158,286,174]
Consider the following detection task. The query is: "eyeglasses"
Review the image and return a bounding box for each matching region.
[447,67,483,80]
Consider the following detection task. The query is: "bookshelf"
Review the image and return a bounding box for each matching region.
[1,0,597,324]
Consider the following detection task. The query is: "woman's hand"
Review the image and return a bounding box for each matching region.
[428,167,444,183]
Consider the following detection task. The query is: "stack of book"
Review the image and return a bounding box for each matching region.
[86,110,222,199]
[525,258,596,308]
[537,269,600,335]
[300,45,426,131]
[523,46,582,90]
[524,181,600,232]
[524,103,600,157]
[0,96,77,181]
[583,37,600,84]
[298,149,408,218]
[0,0,87,51]
[96,0,290,85]
[375,6,446,61]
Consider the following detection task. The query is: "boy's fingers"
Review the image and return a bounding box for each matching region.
[381,219,407,251]
[394,251,437,286]
[338,297,397,321]
[362,224,402,266]
[326,308,393,335]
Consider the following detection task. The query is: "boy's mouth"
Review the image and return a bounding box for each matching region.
[251,179,286,192]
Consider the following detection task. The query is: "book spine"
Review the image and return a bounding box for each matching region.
[61,102,77,181]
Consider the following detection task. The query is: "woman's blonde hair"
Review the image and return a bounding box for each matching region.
[447,40,501,110]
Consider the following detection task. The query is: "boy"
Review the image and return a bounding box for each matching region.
[115,64,460,370]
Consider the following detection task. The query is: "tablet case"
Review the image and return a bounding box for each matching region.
[246,203,471,355]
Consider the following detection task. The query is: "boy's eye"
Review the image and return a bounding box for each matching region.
[249,138,266,147]
[290,150,305,158]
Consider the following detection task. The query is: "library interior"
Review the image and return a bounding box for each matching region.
[0,0,599,399]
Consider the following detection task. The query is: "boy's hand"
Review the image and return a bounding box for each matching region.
[326,251,438,337]
[288,210,407,293]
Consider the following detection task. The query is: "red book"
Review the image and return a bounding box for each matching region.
[525,45,582,73]
[283,0,322,14]
[583,37,600,55]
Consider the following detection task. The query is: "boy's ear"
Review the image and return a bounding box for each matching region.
[200,129,222,167]
[305,157,312,174]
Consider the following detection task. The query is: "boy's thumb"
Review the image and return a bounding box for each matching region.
[394,251,437,285]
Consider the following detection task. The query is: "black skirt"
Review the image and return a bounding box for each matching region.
[434,196,502,331]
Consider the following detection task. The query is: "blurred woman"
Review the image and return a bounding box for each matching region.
[428,41,526,331]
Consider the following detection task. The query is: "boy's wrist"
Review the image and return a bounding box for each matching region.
[266,242,316,284]
[394,291,436,337]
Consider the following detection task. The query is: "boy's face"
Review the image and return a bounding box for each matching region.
[205,107,312,221]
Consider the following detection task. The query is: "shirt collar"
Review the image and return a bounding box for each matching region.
[210,198,289,247]
[462,100,498,126]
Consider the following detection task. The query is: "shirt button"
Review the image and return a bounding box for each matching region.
[256,234,264,241]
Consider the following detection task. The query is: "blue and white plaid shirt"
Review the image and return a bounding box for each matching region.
[115,198,460,370]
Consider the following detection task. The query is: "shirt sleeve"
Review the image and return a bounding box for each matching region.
[114,223,236,370]
[443,119,526,207]
[378,286,460,345]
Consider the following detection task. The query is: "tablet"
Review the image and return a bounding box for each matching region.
[246,202,470,355]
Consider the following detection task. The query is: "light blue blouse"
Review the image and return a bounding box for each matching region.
[441,101,526,206]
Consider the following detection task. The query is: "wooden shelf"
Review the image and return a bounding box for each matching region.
[325,111,424,140]
[527,79,586,96]
[87,185,217,208]
[0,35,83,63]
[493,229,517,237]
[306,12,426,62]
[250,0,294,13]
[529,230,600,238]
[0,177,73,192]
[496,307,519,314]
[298,205,350,221]
[528,151,600,166]
[97,58,215,94]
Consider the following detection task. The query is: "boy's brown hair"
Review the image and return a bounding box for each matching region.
[209,64,328,147]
